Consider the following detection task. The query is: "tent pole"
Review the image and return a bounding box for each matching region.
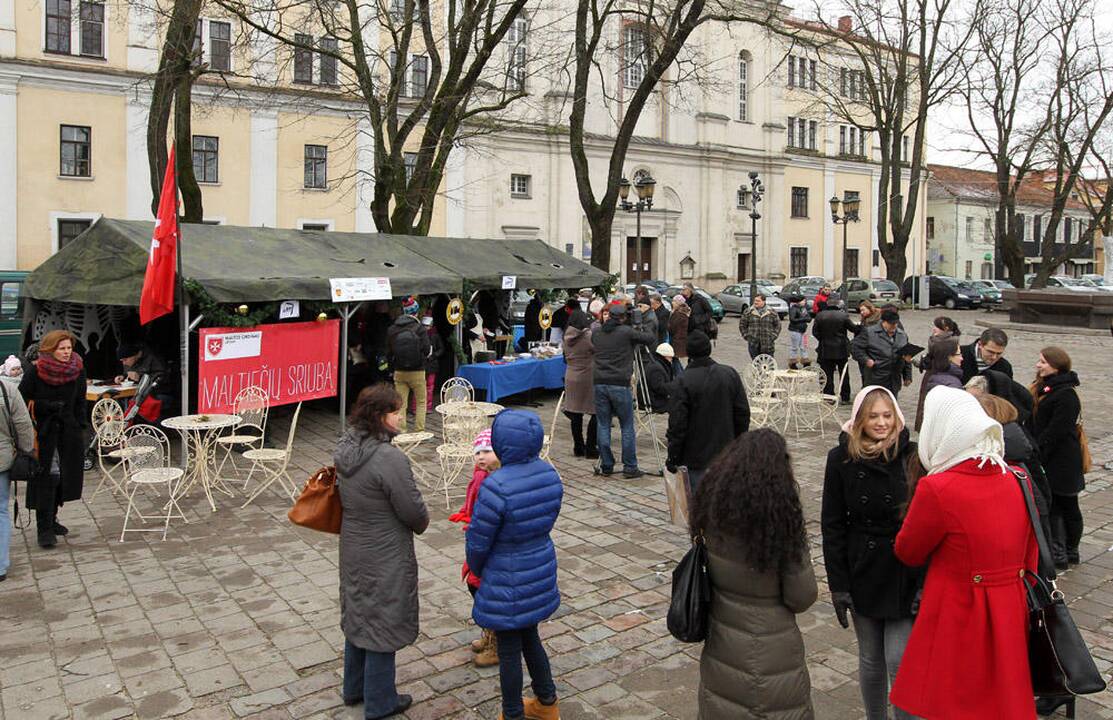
[338,302,363,436]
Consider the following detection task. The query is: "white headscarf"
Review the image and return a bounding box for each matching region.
[918,386,1006,475]
[841,385,906,433]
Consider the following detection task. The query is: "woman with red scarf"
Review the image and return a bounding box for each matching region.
[19,330,87,548]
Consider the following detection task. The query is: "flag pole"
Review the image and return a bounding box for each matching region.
[172,146,189,418]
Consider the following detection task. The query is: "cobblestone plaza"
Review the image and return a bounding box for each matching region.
[2,309,1112,719]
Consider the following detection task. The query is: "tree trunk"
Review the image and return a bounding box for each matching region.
[879,239,907,282]
[174,77,203,222]
[587,209,612,272]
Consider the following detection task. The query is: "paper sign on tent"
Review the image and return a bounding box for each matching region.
[204,331,263,361]
[329,277,393,302]
[501,275,517,290]
[279,300,300,319]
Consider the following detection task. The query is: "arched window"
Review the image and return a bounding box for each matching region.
[508,14,528,92]
[738,51,752,121]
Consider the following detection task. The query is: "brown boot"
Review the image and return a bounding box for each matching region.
[470,631,487,653]
[523,697,560,720]
[788,357,798,370]
[473,629,499,668]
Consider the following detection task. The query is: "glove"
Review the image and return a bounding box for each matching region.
[666,461,677,474]
[832,591,854,629]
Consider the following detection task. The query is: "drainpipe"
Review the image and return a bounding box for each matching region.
[954,199,960,278]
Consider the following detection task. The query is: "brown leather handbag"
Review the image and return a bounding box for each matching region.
[288,466,342,534]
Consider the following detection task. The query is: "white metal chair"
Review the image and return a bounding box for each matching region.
[119,425,186,541]
[90,398,130,498]
[440,377,474,404]
[748,372,787,429]
[540,391,565,461]
[787,367,827,437]
[215,386,269,483]
[434,442,474,510]
[241,402,302,508]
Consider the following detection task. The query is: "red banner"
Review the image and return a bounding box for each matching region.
[198,320,340,413]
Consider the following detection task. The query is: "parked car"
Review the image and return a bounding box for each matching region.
[968,279,1004,304]
[988,279,1015,290]
[716,284,790,317]
[0,271,27,358]
[754,278,783,296]
[1080,273,1109,287]
[901,275,983,309]
[1024,274,1100,293]
[663,286,725,322]
[780,277,829,305]
[1076,277,1113,293]
[832,278,902,308]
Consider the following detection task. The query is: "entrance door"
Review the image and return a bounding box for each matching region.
[737,253,751,282]
[626,236,656,283]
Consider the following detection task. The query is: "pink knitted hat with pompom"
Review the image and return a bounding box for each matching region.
[473,429,493,453]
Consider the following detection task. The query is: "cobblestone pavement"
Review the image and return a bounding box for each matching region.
[2,309,1113,719]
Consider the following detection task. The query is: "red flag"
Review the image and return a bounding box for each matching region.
[140,146,179,324]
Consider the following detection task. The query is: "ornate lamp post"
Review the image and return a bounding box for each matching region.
[738,172,765,299]
[830,192,861,304]
[618,173,656,283]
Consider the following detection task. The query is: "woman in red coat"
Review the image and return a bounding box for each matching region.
[890,386,1038,719]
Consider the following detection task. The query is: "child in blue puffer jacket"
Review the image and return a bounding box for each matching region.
[465,409,563,720]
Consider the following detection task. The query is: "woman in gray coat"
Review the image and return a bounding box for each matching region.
[689,428,817,720]
[561,309,597,458]
[336,383,429,719]
[0,379,35,581]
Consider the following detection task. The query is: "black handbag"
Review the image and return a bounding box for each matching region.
[1014,468,1106,697]
[667,533,711,643]
[0,382,38,483]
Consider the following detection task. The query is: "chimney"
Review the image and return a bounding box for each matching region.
[838,15,852,33]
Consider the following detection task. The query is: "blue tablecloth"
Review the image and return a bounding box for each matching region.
[457,355,567,402]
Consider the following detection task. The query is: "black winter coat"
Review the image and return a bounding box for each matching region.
[821,430,921,619]
[666,357,749,471]
[787,304,810,333]
[686,292,714,336]
[1030,371,1085,495]
[1001,421,1056,578]
[653,305,671,345]
[637,350,673,413]
[591,314,656,387]
[811,308,858,361]
[959,342,1014,385]
[20,367,87,509]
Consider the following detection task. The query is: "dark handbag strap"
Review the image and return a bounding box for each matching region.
[1012,467,1061,605]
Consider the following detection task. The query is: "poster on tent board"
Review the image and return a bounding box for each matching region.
[197,320,340,413]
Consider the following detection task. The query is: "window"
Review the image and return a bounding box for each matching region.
[788,56,795,87]
[46,0,71,54]
[839,125,846,155]
[319,37,338,86]
[845,248,859,278]
[791,187,808,218]
[790,247,808,277]
[738,54,749,122]
[787,117,815,149]
[872,249,880,267]
[787,116,794,147]
[840,68,847,96]
[403,152,417,183]
[736,186,747,209]
[1034,215,1042,244]
[981,262,993,279]
[858,129,867,156]
[926,217,935,239]
[787,55,813,88]
[1017,214,1025,242]
[60,125,91,177]
[294,33,314,83]
[192,19,203,67]
[623,26,647,89]
[389,0,418,22]
[301,223,329,231]
[58,219,91,248]
[808,121,817,151]
[192,135,219,183]
[510,174,531,198]
[507,15,527,91]
[809,59,817,90]
[410,54,428,97]
[902,135,910,161]
[840,125,866,157]
[80,2,104,58]
[965,216,974,241]
[209,21,231,71]
[304,144,327,189]
[565,243,574,255]
[1064,217,1073,244]
[964,260,973,279]
[984,217,992,241]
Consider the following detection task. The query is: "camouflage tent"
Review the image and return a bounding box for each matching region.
[24,218,607,305]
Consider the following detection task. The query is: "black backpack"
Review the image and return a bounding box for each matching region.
[392,325,425,371]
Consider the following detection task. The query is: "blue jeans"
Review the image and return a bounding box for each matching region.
[495,625,557,719]
[594,385,637,472]
[0,471,10,576]
[343,638,399,718]
[853,615,917,720]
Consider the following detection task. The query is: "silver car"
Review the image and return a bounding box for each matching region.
[717,284,789,317]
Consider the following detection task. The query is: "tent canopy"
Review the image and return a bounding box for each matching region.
[25,219,609,306]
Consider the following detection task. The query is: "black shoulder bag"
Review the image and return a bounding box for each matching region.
[1014,468,1106,698]
[667,532,711,643]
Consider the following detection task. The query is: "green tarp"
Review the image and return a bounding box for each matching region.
[24,218,608,305]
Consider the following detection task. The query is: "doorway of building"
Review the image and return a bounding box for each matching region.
[626,236,657,283]
[737,253,751,282]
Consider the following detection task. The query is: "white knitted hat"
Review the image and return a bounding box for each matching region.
[918,386,1005,475]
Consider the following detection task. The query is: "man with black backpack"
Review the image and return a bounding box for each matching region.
[388,298,432,432]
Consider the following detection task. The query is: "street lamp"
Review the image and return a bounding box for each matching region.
[618,173,656,283]
[739,171,764,299]
[830,192,861,304]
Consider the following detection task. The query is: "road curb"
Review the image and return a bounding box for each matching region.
[973,318,1111,337]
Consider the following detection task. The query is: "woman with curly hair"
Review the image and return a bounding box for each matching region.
[690,428,818,719]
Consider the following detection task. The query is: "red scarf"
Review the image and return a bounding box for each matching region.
[36,353,84,386]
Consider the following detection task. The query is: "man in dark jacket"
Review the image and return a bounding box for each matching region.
[681,283,714,336]
[811,298,859,402]
[517,292,545,352]
[959,327,1012,384]
[591,303,656,478]
[738,294,781,359]
[666,330,749,492]
[650,293,670,345]
[387,302,432,432]
[850,308,912,396]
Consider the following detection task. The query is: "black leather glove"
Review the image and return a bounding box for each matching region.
[832,591,854,629]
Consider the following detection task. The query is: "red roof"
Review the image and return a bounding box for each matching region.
[927,164,1088,210]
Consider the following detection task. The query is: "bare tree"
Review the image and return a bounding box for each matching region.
[959,0,1113,286]
[565,0,781,272]
[805,0,976,282]
[214,0,541,235]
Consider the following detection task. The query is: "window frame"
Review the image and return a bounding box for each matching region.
[79,1,105,58]
[410,54,429,97]
[790,247,809,278]
[787,115,795,147]
[208,20,231,72]
[59,124,92,178]
[192,135,220,184]
[45,0,72,54]
[510,173,531,199]
[294,33,314,84]
[926,216,935,239]
[790,186,809,219]
[623,25,648,89]
[738,53,749,122]
[57,218,92,249]
[507,15,528,92]
[403,152,418,183]
[303,144,328,189]
[319,36,339,86]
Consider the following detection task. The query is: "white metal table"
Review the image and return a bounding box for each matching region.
[162,414,241,512]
